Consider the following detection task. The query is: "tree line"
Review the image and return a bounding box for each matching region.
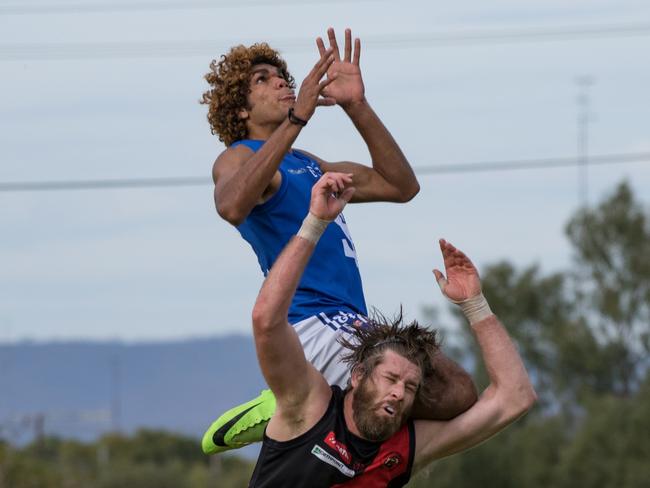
[1,181,648,487]
[410,180,650,487]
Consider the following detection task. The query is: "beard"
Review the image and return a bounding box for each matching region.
[351,375,410,442]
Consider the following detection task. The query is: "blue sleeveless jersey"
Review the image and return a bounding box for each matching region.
[232,140,367,324]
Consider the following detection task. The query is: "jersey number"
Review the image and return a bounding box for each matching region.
[334,215,358,267]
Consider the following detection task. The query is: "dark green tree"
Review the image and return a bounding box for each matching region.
[555,375,650,488]
[411,180,650,487]
[437,181,650,405]
[0,432,255,488]
[566,181,650,396]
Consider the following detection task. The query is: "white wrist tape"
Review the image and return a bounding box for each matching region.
[458,293,493,325]
[297,212,330,244]
[435,276,492,324]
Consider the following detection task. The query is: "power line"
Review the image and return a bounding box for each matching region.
[413,152,650,175]
[0,176,208,192]
[1,152,648,193]
[0,0,381,16]
[1,23,649,61]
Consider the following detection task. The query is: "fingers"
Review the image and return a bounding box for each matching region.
[329,172,353,193]
[353,37,361,66]
[320,28,360,65]
[439,238,477,273]
[313,58,334,92]
[310,172,355,220]
[316,172,353,194]
[300,49,334,107]
[432,269,447,293]
[313,48,335,76]
[316,97,337,107]
[340,186,356,204]
[316,36,326,57]
[319,74,336,100]
[344,28,352,62]
[327,27,341,61]
[319,74,336,89]
[439,238,451,253]
[440,238,459,263]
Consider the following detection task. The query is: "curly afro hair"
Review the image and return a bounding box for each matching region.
[201,43,295,146]
[339,308,440,393]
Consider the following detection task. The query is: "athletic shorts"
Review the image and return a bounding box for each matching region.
[292,311,370,388]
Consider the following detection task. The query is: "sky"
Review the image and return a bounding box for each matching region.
[1,0,649,343]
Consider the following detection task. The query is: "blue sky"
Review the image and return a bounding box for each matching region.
[1,0,649,342]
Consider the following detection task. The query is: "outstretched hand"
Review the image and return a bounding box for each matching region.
[433,239,482,303]
[309,172,355,222]
[293,47,337,121]
[316,28,365,108]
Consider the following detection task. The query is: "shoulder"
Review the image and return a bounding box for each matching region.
[212,143,254,181]
[293,148,349,176]
[271,371,333,439]
[295,148,367,177]
[293,148,327,167]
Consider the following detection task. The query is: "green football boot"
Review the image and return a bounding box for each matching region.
[202,389,276,455]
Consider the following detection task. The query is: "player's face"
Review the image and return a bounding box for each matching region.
[241,63,295,130]
[351,350,421,441]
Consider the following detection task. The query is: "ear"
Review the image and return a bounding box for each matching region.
[238,108,249,120]
[350,364,364,388]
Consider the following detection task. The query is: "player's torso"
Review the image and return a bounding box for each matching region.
[233,140,367,322]
[249,386,414,488]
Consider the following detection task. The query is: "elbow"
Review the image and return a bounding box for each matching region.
[492,380,537,424]
[251,302,270,334]
[216,201,246,226]
[251,301,282,337]
[509,383,538,418]
[397,180,420,203]
[523,385,538,411]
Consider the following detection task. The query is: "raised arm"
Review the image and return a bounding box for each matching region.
[213,49,336,225]
[306,28,420,204]
[251,173,355,437]
[412,240,537,472]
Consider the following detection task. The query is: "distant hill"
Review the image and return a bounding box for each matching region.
[0,336,265,446]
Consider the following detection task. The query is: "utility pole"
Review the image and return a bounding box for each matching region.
[110,355,121,433]
[576,75,595,208]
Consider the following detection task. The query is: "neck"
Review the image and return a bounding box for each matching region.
[247,121,281,141]
[343,390,363,438]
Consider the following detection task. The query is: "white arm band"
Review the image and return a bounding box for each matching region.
[459,293,493,325]
[436,276,493,325]
[297,212,330,244]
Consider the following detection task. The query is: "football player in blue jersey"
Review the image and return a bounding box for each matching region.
[200,28,478,454]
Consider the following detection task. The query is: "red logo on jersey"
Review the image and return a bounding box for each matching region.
[382,452,403,470]
[324,431,351,465]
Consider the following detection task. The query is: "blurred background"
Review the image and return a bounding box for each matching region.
[1,0,649,486]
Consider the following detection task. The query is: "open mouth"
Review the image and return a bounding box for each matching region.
[383,405,396,416]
